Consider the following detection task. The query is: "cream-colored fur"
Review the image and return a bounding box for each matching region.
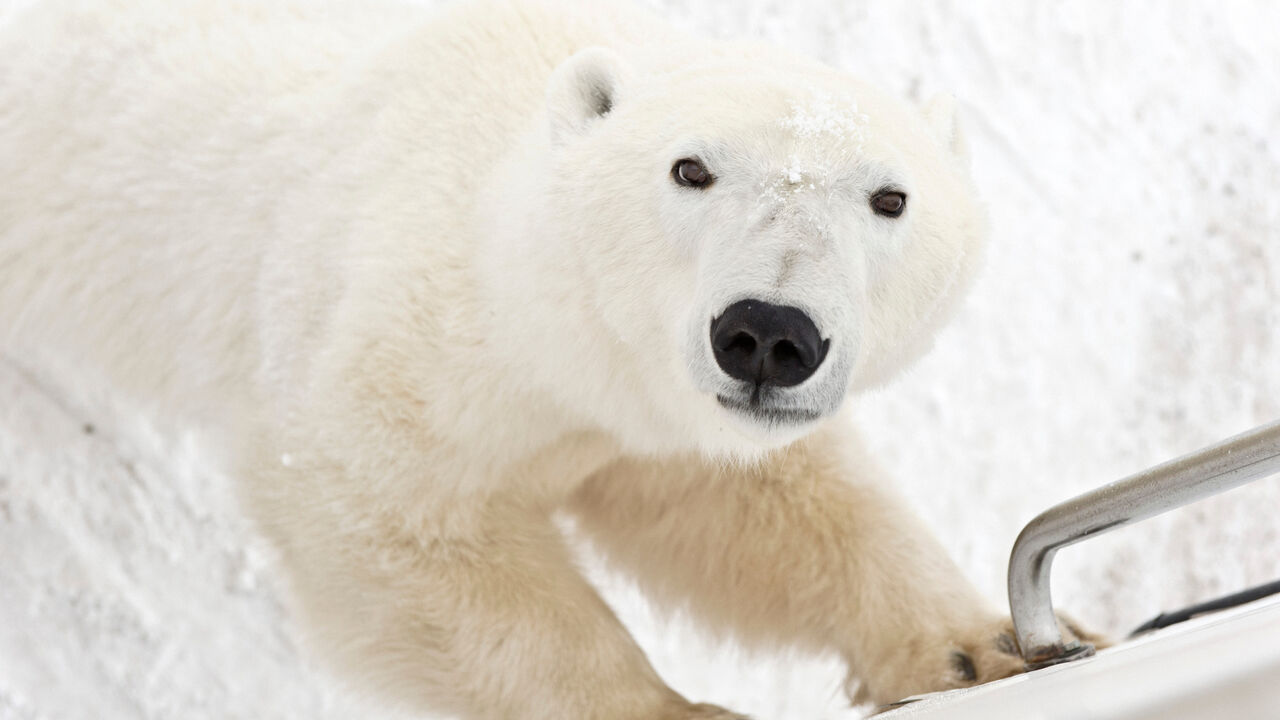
[0,0,1094,717]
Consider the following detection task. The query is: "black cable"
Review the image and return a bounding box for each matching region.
[1130,578,1280,637]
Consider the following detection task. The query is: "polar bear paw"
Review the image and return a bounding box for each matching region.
[856,613,1110,710]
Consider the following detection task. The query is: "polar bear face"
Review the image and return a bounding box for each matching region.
[523,47,983,457]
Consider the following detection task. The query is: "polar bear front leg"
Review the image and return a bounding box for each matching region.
[569,418,1046,707]
[251,459,748,720]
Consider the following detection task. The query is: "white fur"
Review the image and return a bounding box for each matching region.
[0,1,1086,717]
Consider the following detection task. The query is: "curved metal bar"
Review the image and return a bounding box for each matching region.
[1008,419,1280,669]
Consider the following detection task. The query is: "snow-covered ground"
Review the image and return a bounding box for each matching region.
[2,1,1279,719]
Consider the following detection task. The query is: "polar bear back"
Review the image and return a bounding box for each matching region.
[0,0,661,422]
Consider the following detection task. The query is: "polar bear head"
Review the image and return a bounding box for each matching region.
[486,44,984,459]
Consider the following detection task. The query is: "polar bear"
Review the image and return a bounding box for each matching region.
[0,0,1097,717]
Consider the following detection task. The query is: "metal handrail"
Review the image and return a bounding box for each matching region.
[1007,419,1280,669]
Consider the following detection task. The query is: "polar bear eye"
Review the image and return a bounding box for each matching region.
[672,158,713,188]
[871,190,907,218]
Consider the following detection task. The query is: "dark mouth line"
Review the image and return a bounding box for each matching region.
[716,395,822,424]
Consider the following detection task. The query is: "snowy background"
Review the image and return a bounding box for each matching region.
[2,1,1279,718]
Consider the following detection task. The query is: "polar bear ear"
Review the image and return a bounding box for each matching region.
[546,47,629,145]
[922,93,969,166]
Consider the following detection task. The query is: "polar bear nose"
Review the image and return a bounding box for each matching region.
[710,300,829,388]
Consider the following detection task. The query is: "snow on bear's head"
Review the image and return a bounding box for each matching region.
[485,45,983,459]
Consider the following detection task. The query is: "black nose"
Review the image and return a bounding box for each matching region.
[710,300,829,388]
